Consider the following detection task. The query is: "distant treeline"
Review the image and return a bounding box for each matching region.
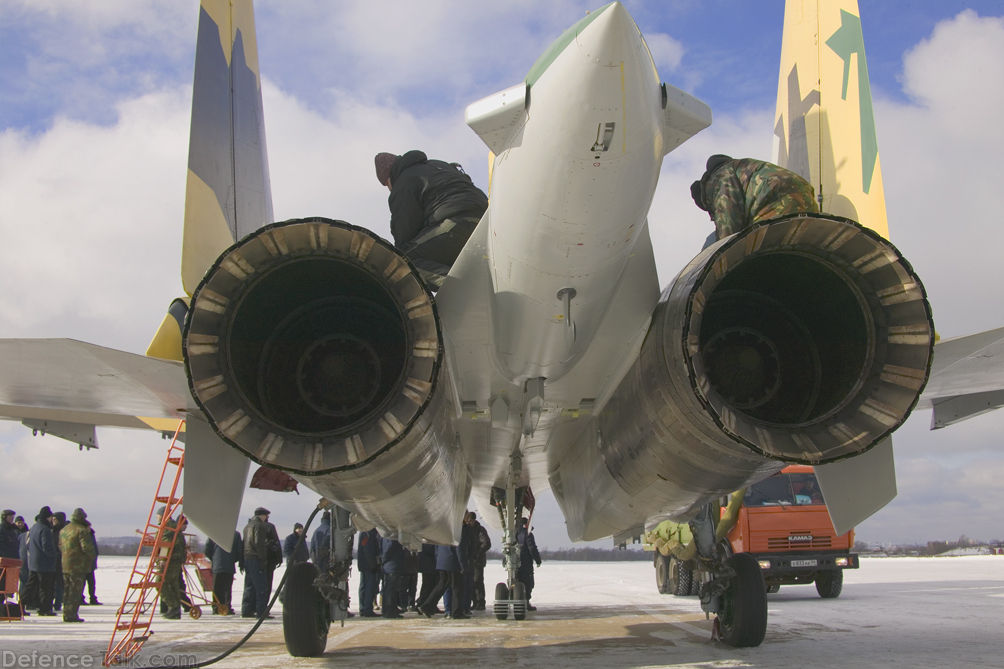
[487,547,651,562]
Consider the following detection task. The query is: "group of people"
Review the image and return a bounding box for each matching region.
[0,507,99,623]
[346,510,495,620]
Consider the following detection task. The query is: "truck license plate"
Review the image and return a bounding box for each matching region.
[791,559,818,567]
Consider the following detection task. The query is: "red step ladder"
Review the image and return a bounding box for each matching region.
[104,421,187,667]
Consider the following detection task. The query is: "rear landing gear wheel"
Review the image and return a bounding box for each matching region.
[494,583,509,620]
[690,569,702,596]
[283,563,328,657]
[668,556,692,597]
[511,582,527,621]
[717,553,767,648]
[766,583,780,594]
[815,570,843,598]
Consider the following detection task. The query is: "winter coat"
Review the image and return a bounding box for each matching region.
[0,520,19,559]
[58,518,97,575]
[310,519,331,571]
[243,516,268,563]
[474,522,492,568]
[162,518,187,565]
[263,521,282,570]
[89,528,99,572]
[417,543,436,573]
[697,158,818,240]
[517,526,541,572]
[283,531,309,564]
[27,521,57,572]
[205,532,244,574]
[434,539,467,573]
[380,537,403,575]
[356,528,380,573]
[388,150,488,248]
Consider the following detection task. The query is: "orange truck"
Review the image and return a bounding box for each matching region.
[644,465,858,598]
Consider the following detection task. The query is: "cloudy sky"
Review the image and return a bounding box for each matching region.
[1,0,1003,551]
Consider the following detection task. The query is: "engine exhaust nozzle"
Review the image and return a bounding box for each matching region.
[184,218,441,474]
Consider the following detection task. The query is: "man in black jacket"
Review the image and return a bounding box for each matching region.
[516,517,542,611]
[282,523,309,565]
[204,531,243,615]
[374,150,488,290]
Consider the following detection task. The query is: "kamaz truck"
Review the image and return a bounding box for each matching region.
[644,465,859,598]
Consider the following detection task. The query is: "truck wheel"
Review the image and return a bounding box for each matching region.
[717,553,767,648]
[815,570,843,598]
[282,562,328,657]
[669,556,692,596]
[655,553,672,594]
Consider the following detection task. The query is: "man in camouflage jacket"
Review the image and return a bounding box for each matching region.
[691,155,819,242]
[58,508,97,623]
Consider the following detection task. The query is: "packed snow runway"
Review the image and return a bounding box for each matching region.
[1,555,1001,668]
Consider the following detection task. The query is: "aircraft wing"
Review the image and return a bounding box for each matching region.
[0,339,192,429]
[914,327,1004,428]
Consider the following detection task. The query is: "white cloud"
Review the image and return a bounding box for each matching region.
[645,32,685,75]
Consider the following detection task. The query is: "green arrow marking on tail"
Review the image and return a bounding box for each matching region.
[825,9,878,195]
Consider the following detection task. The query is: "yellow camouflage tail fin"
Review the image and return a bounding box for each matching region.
[147,0,273,362]
[773,0,889,238]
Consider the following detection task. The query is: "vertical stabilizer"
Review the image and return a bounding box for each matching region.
[181,0,273,296]
[773,0,888,238]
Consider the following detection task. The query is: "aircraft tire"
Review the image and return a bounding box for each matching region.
[494,583,509,620]
[655,553,672,594]
[718,553,767,648]
[669,556,692,596]
[283,562,328,657]
[815,570,843,599]
[512,582,527,621]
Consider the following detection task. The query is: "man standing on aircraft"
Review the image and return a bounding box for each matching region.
[516,517,542,611]
[374,150,488,290]
[691,155,819,242]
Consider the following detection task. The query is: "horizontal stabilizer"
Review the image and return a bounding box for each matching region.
[917,325,1004,428]
[814,437,896,535]
[465,83,528,154]
[661,82,712,154]
[183,415,251,549]
[0,339,192,430]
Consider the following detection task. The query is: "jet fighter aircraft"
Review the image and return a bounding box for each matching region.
[0,0,950,651]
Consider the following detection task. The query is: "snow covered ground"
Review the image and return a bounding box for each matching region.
[1,554,1002,668]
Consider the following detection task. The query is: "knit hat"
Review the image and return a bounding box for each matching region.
[72,508,87,521]
[37,506,53,521]
[294,523,303,530]
[375,152,398,186]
